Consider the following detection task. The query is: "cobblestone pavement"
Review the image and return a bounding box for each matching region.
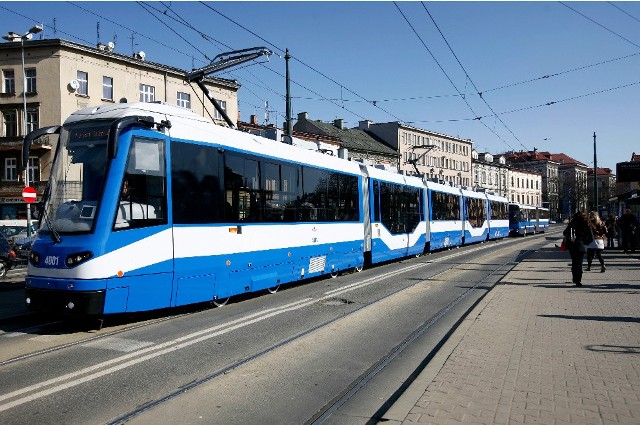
[391,244,640,424]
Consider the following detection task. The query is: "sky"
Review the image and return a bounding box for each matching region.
[1,1,639,171]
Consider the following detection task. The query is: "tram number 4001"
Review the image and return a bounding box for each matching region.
[44,256,60,266]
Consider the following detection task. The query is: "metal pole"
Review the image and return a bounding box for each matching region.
[593,132,598,214]
[20,37,32,236]
[285,48,293,143]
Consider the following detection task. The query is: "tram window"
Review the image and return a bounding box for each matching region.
[171,142,223,224]
[263,161,301,222]
[490,201,508,220]
[377,181,421,234]
[301,167,330,221]
[431,192,460,221]
[373,180,381,222]
[114,137,167,230]
[225,154,261,222]
[465,198,486,228]
[280,164,300,222]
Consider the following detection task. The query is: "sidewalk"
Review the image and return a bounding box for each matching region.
[386,243,640,424]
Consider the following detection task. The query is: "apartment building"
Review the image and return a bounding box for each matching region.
[508,167,543,206]
[471,150,509,198]
[0,37,238,219]
[362,121,472,186]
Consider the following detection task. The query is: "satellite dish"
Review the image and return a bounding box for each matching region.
[107,41,115,51]
[69,80,79,91]
[138,51,146,60]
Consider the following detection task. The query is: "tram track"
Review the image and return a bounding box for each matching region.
[106,234,552,424]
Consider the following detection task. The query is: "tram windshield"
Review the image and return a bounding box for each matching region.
[40,121,112,234]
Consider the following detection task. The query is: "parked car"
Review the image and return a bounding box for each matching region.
[0,234,17,278]
[13,239,32,263]
[0,220,38,245]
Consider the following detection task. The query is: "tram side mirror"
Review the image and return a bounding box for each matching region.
[22,126,61,171]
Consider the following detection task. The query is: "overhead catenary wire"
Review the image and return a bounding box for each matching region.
[141,1,366,121]
[420,2,527,151]
[393,2,519,153]
[561,1,640,50]
[199,1,405,123]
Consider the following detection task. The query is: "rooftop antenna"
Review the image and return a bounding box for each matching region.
[264,101,270,124]
[97,21,100,44]
[129,33,137,55]
[53,18,57,36]
[187,46,272,129]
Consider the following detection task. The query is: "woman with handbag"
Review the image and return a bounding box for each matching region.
[563,212,593,286]
[586,211,606,272]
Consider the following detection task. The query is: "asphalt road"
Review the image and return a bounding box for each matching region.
[0,229,560,425]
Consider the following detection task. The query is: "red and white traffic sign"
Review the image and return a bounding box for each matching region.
[22,186,37,203]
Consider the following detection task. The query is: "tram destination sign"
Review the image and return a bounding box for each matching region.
[617,161,640,182]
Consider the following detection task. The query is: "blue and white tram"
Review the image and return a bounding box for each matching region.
[535,207,550,233]
[367,167,427,263]
[508,203,536,236]
[25,102,368,315]
[461,188,489,244]
[425,181,463,250]
[486,193,509,240]
[23,102,511,317]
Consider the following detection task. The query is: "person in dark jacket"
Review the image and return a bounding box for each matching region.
[618,208,638,254]
[563,212,593,286]
[605,214,617,249]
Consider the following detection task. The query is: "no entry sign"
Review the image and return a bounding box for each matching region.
[22,186,37,203]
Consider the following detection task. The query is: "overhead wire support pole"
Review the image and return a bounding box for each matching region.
[186,46,273,129]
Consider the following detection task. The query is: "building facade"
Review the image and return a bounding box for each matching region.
[507,167,543,206]
[363,121,473,186]
[0,38,239,219]
[471,150,509,198]
[503,151,562,220]
[587,167,617,212]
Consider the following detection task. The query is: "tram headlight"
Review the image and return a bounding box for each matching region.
[65,251,93,268]
[29,250,41,266]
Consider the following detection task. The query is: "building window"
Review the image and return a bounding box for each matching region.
[103,76,113,100]
[4,158,17,181]
[2,111,17,137]
[214,99,227,120]
[26,108,38,133]
[27,156,39,183]
[25,68,36,93]
[3,70,15,94]
[177,92,190,109]
[77,71,88,96]
[140,84,155,102]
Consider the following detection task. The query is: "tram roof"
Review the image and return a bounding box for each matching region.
[66,102,366,176]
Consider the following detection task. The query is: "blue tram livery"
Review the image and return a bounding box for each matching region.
[24,102,512,317]
[508,203,549,236]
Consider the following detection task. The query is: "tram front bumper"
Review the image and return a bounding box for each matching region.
[25,287,106,316]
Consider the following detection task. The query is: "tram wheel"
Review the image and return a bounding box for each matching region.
[266,285,280,294]
[330,270,339,278]
[354,265,364,273]
[212,296,230,307]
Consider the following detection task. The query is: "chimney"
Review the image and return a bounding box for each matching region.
[358,120,372,130]
[333,119,344,130]
[250,115,259,125]
[297,112,308,121]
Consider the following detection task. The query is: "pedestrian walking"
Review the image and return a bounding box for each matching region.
[563,212,594,286]
[586,212,606,272]
[618,208,638,254]
[605,214,617,249]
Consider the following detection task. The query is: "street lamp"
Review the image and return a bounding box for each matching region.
[3,24,42,236]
